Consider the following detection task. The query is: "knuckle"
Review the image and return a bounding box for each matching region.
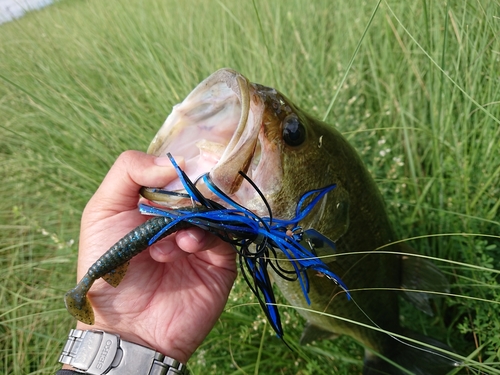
[117,150,140,164]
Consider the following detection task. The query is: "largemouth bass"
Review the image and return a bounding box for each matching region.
[143,69,459,374]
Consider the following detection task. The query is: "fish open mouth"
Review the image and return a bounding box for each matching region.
[144,69,274,211]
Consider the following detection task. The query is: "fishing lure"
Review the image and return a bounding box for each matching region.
[64,154,349,338]
[140,154,350,337]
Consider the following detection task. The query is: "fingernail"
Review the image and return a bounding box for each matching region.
[187,227,206,243]
[154,155,184,166]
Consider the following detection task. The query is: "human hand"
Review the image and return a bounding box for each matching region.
[71,150,237,364]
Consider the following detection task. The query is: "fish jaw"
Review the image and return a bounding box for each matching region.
[144,68,283,214]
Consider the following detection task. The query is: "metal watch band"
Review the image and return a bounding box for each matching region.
[59,329,188,375]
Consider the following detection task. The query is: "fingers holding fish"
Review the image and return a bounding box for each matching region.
[79,148,234,272]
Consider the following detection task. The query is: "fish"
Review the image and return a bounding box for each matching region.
[141,68,461,374]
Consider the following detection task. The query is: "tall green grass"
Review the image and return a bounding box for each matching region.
[1,0,499,374]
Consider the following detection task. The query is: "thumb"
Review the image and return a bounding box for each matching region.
[86,150,184,217]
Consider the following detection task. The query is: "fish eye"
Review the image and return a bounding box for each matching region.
[282,115,306,146]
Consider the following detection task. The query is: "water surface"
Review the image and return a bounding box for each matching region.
[0,0,53,24]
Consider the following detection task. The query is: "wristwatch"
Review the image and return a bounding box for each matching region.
[59,329,188,375]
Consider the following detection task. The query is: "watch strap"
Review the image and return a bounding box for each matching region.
[59,329,188,375]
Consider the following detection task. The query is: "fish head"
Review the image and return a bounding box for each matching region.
[145,68,337,227]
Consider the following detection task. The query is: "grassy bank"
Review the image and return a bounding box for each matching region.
[1,0,499,374]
